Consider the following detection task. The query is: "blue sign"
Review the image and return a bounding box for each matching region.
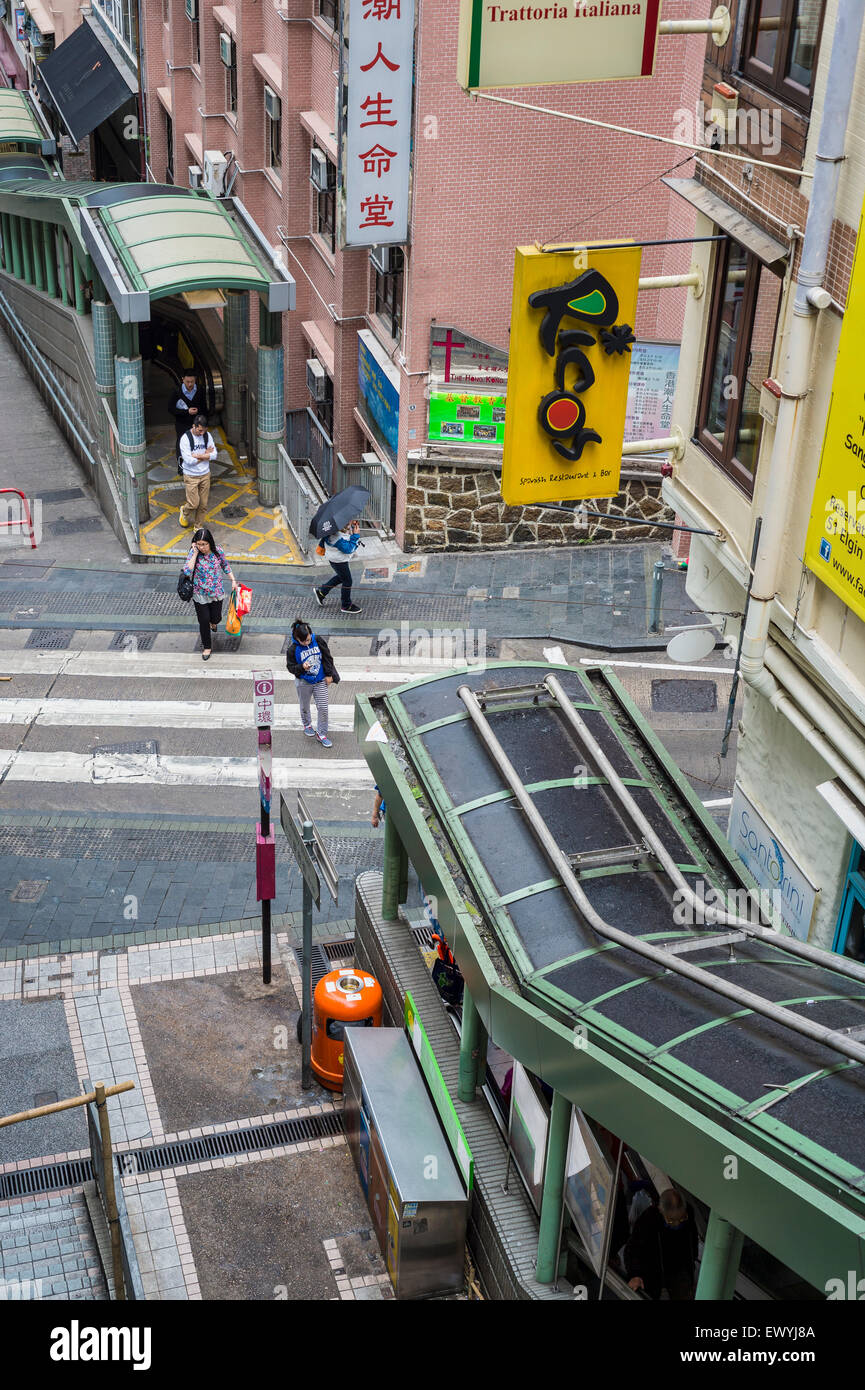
[358,329,399,464]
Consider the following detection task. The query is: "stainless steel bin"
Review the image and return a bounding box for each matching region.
[344,1027,469,1299]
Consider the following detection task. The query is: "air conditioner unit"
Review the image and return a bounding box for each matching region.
[310,147,330,192]
[264,85,281,122]
[203,149,228,196]
[306,358,327,401]
[185,0,198,19]
[188,164,202,189]
[219,31,235,67]
[370,245,394,276]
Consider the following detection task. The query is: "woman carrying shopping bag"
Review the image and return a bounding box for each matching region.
[181,528,237,661]
[285,620,339,747]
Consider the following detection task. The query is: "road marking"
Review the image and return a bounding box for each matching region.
[0,698,358,731]
[580,657,734,675]
[0,650,449,683]
[0,749,374,788]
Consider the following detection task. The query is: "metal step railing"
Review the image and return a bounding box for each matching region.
[456,680,865,1069]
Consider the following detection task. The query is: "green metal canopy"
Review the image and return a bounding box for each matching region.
[0,88,57,154]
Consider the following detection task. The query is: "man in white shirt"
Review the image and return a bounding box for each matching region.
[179,415,218,529]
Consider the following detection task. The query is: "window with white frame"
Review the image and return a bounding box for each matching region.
[93,0,136,59]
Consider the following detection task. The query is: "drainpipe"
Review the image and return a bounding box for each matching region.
[739,0,865,701]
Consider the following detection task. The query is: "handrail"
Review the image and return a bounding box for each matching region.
[543,673,865,988]
[456,683,865,1068]
[0,487,36,549]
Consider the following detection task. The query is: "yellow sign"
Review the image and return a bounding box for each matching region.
[501,244,641,506]
[804,200,865,620]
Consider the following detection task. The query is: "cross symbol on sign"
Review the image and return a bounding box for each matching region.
[432,328,465,384]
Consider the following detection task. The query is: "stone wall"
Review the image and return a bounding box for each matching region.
[404,460,676,551]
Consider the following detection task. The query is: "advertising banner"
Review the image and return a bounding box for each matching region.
[804,197,865,622]
[626,341,680,442]
[343,0,413,247]
[458,0,662,90]
[727,783,819,942]
[358,327,400,462]
[501,243,641,505]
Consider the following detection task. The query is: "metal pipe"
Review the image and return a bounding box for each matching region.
[544,674,865,987]
[649,559,664,633]
[722,519,762,758]
[638,273,702,291]
[456,684,865,1067]
[623,432,685,457]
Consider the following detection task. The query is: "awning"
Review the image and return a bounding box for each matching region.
[663,176,789,270]
[36,15,137,145]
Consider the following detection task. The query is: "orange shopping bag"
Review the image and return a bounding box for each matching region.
[225,591,242,635]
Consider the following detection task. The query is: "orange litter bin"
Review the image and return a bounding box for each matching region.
[311,968,383,1091]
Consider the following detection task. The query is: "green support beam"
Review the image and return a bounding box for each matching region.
[382,812,408,921]
[695,1209,745,1300]
[20,216,32,284]
[30,218,44,292]
[475,1013,489,1090]
[56,231,69,306]
[72,252,86,315]
[536,1090,571,1284]
[41,222,57,299]
[458,988,483,1103]
[0,212,9,272]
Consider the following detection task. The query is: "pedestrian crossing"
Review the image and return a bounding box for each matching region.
[0,642,439,805]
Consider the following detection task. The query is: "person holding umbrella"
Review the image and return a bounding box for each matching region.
[309,485,370,615]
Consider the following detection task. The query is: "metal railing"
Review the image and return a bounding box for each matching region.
[335,452,394,534]
[286,406,334,494]
[277,441,319,557]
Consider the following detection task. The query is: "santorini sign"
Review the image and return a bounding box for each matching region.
[728,784,818,942]
[457,0,662,90]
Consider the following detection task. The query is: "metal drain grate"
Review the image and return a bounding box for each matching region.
[296,934,354,989]
[109,631,157,652]
[195,635,243,653]
[25,628,72,649]
[0,1110,345,1200]
[39,488,85,504]
[651,679,717,714]
[410,923,437,950]
[221,506,247,519]
[0,1156,92,1200]
[92,739,159,756]
[120,1109,345,1175]
[48,516,104,535]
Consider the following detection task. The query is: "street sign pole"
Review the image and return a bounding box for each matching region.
[301,820,314,1091]
[253,671,275,985]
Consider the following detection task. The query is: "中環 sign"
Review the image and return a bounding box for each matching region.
[501,244,641,505]
[458,0,661,90]
[804,194,865,623]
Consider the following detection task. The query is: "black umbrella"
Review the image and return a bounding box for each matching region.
[309,486,371,541]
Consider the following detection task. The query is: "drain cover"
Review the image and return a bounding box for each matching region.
[10,880,49,903]
[33,1091,58,1107]
[221,506,248,519]
[651,679,717,714]
[92,739,159,756]
[195,635,242,652]
[48,516,104,535]
[109,630,157,652]
[25,629,72,649]
[40,488,84,504]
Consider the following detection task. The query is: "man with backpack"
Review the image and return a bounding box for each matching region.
[285,620,339,747]
[179,415,218,529]
[169,370,205,474]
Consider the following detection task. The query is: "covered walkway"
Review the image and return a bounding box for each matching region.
[356,660,865,1299]
[0,89,296,555]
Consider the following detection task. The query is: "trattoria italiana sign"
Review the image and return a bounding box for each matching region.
[343,0,414,247]
[501,244,641,505]
[457,0,662,89]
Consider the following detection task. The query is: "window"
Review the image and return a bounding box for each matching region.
[165,111,174,184]
[191,16,200,65]
[374,246,404,344]
[833,843,865,963]
[743,0,824,110]
[267,111,281,174]
[318,0,338,25]
[312,371,334,438]
[93,0,136,54]
[225,58,237,117]
[695,239,782,495]
[316,156,336,254]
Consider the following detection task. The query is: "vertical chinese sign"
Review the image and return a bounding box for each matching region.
[501,244,641,506]
[343,0,414,248]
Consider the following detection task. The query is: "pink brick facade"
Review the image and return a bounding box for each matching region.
[58,1,708,547]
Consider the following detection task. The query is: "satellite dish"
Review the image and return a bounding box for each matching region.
[666,627,717,663]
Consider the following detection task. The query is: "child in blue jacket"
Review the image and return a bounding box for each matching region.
[286,620,339,747]
[314,518,362,614]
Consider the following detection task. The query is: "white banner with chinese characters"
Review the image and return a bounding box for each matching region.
[344,0,414,247]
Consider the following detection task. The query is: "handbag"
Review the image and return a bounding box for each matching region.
[177,552,198,603]
[234,583,252,618]
[224,590,242,635]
